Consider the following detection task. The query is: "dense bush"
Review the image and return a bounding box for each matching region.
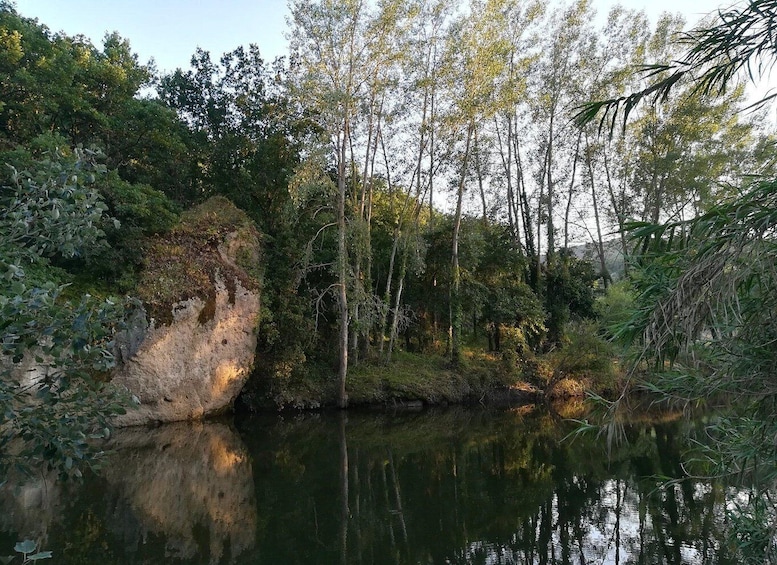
[0,150,132,477]
[594,279,635,341]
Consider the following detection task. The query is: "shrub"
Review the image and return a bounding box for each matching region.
[1,149,132,477]
[552,321,618,383]
[594,279,636,341]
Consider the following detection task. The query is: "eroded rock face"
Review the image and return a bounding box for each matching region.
[112,274,260,426]
[112,197,262,426]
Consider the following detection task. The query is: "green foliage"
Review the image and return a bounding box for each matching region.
[576,0,777,131]
[594,279,635,340]
[158,45,306,217]
[0,150,131,478]
[677,408,777,563]
[105,98,201,205]
[726,494,777,565]
[467,224,543,342]
[605,150,777,559]
[99,171,178,235]
[498,325,546,385]
[241,345,325,410]
[550,321,618,391]
[84,170,180,292]
[544,253,598,347]
[0,5,198,207]
[6,0,745,420]
[0,142,180,293]
[405,217,549,356]
[1,149,112,271]
[620,179,777,393]
[0,5,151,148]
[244,285,319,410]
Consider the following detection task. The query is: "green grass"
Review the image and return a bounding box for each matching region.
[253,327,623,410]
[347,347,518,406]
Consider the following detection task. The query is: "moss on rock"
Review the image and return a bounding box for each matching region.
[135,196,262,326]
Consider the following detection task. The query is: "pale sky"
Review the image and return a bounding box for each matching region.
[18,0,290,73]
[16,0,732,75]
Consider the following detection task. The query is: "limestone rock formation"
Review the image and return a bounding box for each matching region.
[112,277,259,426]
[113,197,262,426]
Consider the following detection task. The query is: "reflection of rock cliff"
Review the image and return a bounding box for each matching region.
[113,197,262,426]
[103,422,257,564]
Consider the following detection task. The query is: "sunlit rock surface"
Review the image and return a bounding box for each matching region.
[102,422,257,563]
[112,274,259,426]
[112,196,262,426]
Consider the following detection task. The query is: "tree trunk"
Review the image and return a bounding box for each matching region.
[585,133,611,288]
[496,115,522,248]
[603,150,629,276]
[474,127,488,226]
[545,112,556,265]
[564,132,582,252]
[428,44,436,231]
[451,121,474,366]
[387,274,405,362]
[514,137,534,257]
[337,129,349,409]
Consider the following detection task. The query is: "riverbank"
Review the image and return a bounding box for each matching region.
[349,345,621,407]
[238,332,622,411]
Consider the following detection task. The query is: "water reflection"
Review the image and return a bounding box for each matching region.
[0,405,741,564]
[0,469,62,547]
[0,420,256,564]
[238,407,734,564]
[100,422,257,563]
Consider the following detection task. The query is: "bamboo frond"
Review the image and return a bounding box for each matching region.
[575,0,777,130]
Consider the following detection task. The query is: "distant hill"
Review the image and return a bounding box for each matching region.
[566,239,626,281]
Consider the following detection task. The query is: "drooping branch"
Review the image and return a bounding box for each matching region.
[575,0,777,134]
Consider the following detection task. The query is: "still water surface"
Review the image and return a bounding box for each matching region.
[0,404,737,564]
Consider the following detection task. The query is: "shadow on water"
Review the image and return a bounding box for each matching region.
[0,403,742,564]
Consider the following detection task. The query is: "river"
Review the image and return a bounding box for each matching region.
[0,402,740,564]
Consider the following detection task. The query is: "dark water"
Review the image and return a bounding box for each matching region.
[0,403,739,564]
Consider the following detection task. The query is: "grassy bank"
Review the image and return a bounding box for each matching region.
[347,348,510,406]
[243,323,623,411]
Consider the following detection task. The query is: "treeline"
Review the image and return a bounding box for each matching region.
[282,0,774,406]
[1,0,773,414]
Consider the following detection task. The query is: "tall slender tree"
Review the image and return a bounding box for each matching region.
[288,0,371,407]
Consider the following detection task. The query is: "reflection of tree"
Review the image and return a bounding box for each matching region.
[232,407,737,564]
[5,408,741,563]
[339,411,348,565]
